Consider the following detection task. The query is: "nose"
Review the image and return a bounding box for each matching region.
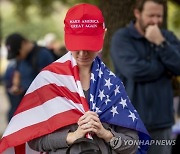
[152,17,159,25]
[78,50,88,56]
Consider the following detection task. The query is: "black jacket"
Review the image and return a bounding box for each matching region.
[111,21,180,130]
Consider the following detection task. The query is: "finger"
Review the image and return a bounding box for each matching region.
[78,111,98,122]
[78,117,98,126]
[81,123,91,130]
[90,116,100,123]
[89,120,101,128]
[86,127,98,134]
[78,114,100,126]
[78,117,91,126]
[81,120,99,130]
[86,111,99,116]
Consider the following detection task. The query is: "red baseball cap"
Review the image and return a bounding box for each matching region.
[64,3,105,52]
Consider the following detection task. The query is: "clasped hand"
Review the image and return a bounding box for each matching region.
[66,111,113,144]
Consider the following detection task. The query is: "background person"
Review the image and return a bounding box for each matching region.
[110,0,180,154]
[5,33,55,95]
[3,60,23,122]
[3,33,55,121]
[43,33,66,60]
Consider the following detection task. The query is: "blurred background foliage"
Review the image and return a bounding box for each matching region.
[1,0,68,42]
[0,0,179,68]
[0,0,100,42]
[168,0,180,35]
[1,0,179,43]
[2,0,178,40]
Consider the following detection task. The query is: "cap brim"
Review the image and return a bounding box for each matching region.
[65,33,104,52]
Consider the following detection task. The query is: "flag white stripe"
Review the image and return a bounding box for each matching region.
[2,148,15,154]
[26,71,82,96]
[0,52,86,154]
[3,97,85,137]
[56,51,77,67]
[76,81,85,97]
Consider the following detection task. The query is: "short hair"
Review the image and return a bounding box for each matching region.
[135,0,165,12]
[5,33,27,59]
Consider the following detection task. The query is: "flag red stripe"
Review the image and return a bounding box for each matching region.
[43,61,80,81]
[15,144,25,154]
[0,109,82,153]
[14,84,87,115]
[0,53,91,153]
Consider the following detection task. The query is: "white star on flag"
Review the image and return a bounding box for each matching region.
[110,106,119,117]
[119,98,127,109]
[92,102,96,110]
[104,78,113,90]
[109,71,116,77]
[98,68,103,78]
[90,94,94,103]
[121,81,125,87]
[96,64,99,72]
[105,95,111,105]
[101,61,106,67]
[128,111,137,122]
[98,89,105,101]
[91,73,96,83]
[114,85,120,96]
[95,107,102,113]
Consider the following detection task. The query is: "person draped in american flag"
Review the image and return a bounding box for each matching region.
[0,3,150,154]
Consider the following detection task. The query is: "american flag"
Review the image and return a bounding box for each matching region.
[89,56,150,153]
[0,52,150,154]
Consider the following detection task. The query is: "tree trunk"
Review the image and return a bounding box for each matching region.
[100,0,167,68]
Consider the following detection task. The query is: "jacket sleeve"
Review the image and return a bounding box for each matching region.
[156,31,180,75]
[110,30,165,82]
[28,126,70,152]
[107,124,139,154]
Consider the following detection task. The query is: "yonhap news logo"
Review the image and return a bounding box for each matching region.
[124,139,176,146]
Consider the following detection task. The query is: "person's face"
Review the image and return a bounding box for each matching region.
[134,1,164,33]
[18,41,29,59]
[71,50,99,67]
